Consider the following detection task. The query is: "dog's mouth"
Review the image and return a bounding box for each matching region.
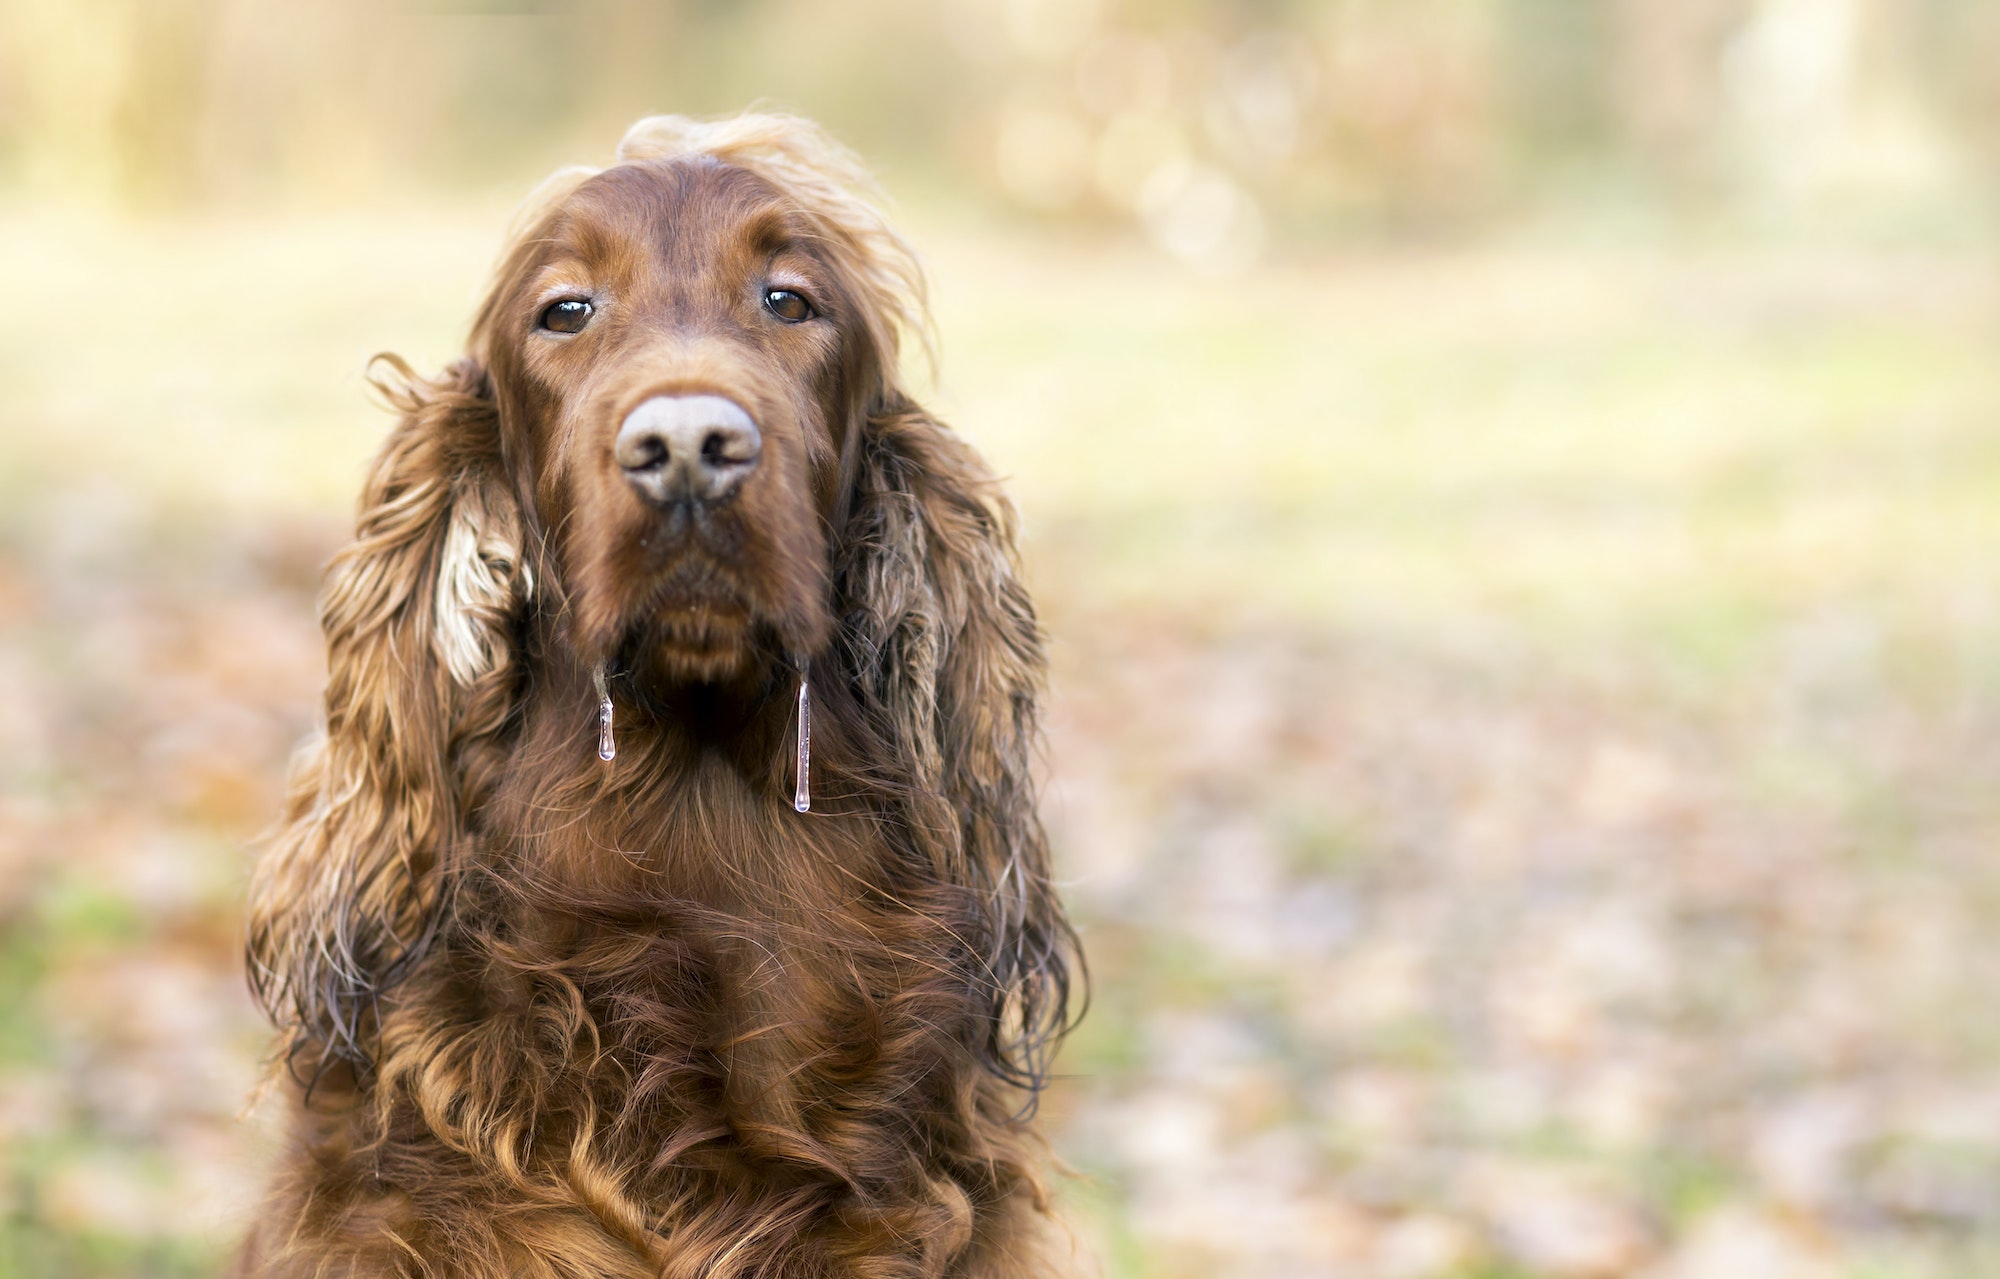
[615,554,768,685]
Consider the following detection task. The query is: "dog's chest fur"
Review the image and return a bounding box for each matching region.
[391,724,975,1180]
[260,745,1005,1277]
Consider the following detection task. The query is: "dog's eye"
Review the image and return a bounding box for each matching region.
[764,289,814,323]
[539,299,593,334]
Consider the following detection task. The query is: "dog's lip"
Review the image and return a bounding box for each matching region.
[651,595,750,626]
[628,540,749,592]
[623,561,756,630]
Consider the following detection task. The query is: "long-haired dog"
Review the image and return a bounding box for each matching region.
[237,114,1080,1278]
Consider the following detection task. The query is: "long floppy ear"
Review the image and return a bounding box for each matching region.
[839,398,1080,1100]
[246,355,526,1081]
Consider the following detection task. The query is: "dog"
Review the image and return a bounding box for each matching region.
[236,113,1080,1279]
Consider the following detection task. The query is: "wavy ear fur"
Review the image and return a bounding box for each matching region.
[840,399,1080,1099]
[246,356,526,1080]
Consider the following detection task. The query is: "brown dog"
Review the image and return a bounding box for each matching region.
[236,114,1080,1279]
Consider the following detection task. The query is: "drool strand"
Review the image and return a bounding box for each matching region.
[793,668,811,813]
[592,661,615,763]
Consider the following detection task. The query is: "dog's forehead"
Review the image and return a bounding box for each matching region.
[553,159,795,270]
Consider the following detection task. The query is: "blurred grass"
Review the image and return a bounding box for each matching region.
[4,209,2000,1277]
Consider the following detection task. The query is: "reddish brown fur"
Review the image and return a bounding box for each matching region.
[237,115,1080,1278]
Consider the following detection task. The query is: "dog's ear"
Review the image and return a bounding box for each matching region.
[839,400,1080,1100]
[246,355,526,1081]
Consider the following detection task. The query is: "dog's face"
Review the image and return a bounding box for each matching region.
[481,158,879,687]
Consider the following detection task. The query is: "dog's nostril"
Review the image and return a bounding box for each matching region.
[700,427,761,470]
[616,395,762,504]
[626,435,669,472]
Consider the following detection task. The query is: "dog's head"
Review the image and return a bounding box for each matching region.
[246,114,1074,1100]
[471,119,924,687]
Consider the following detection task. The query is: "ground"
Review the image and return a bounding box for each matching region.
[2,210,1998,1278]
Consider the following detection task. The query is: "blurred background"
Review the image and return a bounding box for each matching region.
[3,1,1999,1276]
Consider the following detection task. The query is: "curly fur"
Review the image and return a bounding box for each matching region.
[238,113,1081,1279]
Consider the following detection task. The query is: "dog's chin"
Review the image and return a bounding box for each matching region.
[622,595,764,687]
[589,538,831,695]
[589,536,770,687]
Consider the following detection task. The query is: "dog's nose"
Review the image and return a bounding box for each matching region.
[615,395,762,505]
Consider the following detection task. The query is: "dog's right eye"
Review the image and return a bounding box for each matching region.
[539,299,594,334]
[764,289,814,323]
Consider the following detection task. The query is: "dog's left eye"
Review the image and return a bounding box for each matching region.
[539,299,594,334]
[764,289,814,323]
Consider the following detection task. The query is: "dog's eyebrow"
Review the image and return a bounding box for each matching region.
[527,270,597,306]
[735,202,821,256]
